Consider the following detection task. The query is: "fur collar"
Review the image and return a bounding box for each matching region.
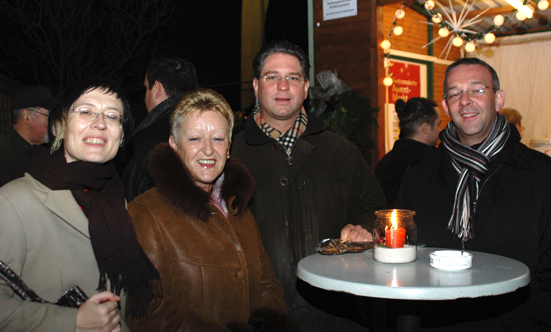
[149,143,255,221]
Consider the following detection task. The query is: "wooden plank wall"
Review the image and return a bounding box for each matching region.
[313,0,384,168]
[312,1,461,166]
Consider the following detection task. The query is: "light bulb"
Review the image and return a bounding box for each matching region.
[494,15,505,26]
[452,36,464,47]
[432,13,442,23]
[381,40,391,50]
[396,9,405,19]
[484,33,496,44]
[438,27,450,37]
[538,0,549,10]
[465,42,476,52]
[425,0,435,10]
[383,77,394,86]
[516,11,527,21]
[393,26,403,36]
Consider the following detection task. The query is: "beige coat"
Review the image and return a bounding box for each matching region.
[0,173,129,332]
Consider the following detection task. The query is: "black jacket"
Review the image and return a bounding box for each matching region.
[121,94,182,202]
[375,138,434,208]
[231,114,386,329]
[397,125,551,331]
[0,127,31,188]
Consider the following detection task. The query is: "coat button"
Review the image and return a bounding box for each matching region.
[272,143,278,150]
[280,178,288,186]
[236,270,246,280]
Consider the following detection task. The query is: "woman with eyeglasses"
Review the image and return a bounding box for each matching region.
[0,79,161,332]
[126,88,296,332]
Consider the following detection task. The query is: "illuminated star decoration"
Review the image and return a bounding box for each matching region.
[421,0,499,59]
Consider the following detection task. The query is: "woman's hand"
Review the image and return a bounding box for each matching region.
[76,291,122,332]
[340,224,373,242]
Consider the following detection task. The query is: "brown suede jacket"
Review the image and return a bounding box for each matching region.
[126,143,288,332]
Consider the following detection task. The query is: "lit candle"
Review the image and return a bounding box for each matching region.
[385,210,406,248]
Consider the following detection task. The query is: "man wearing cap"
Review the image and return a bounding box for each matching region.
[0,85,53,187]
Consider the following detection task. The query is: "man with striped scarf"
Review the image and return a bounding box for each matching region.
[397,57,551,331]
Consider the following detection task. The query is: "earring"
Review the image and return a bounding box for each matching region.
[227,155,230,159]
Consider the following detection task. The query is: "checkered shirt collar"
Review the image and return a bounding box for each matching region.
[253,104,308,153]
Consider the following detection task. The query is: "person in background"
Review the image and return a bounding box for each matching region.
[500,107,523,137]
[0,85,54,187]
[0,79,161,332]
[127,88,296,332]
[375,97,441,208]
[121,56,199,201]
[397,57,551,331]
[231,40,386,332]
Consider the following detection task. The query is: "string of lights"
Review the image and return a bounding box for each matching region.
[381,0,549,85]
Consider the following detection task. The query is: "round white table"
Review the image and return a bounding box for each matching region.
[297,247,530,331]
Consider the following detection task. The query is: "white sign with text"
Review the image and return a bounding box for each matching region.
[323,0,357,21]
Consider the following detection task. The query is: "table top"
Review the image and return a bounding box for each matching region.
[297,247,530,300]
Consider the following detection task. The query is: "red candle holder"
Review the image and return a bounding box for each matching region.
[373,209,417,263]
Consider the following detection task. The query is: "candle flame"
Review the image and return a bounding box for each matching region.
[391,209,397,229]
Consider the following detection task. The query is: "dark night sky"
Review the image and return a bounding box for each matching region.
[0,0,307,123]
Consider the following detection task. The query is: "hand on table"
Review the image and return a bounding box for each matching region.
[76,291,122,332]
[341,224,373,242]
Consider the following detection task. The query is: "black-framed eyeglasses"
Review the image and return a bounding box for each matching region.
[28,109,49,118]
[260,75,306,86]
[444,86,494,102]
[70,107,123,126]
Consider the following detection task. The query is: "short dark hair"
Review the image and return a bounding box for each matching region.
[444,57,500,92]
[395,97,439,139]
[146,56,199,96]
[11,108,24,125]
[253,40,310,81]
[49,78,134,153]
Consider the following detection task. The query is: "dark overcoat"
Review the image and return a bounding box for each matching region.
[397,126,551,331]
[375,138,434,208]
[231,114,387,326]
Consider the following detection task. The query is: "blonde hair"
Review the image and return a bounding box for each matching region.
[170,88,234,140]
[500,108,522,126]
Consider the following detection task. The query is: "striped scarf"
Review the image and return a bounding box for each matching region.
[253,104,308,154]
[441,113,510,241]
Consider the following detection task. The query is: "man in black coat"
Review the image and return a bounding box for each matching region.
[397,57,551,331]
[0,85,53,187]
[231,40,386,332]
[121,57,198,201]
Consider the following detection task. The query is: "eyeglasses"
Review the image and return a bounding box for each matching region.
[70,107,123,126]
[28,109,49,118]
[260,75,306,86]
[444,86,494,102]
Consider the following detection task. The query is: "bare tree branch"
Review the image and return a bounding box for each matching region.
[0,0,176,92]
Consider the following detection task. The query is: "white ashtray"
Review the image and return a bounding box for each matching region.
[429,250,473,270]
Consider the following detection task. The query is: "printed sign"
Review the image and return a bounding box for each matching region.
[384,59,427,152]
[323,0,357,21]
